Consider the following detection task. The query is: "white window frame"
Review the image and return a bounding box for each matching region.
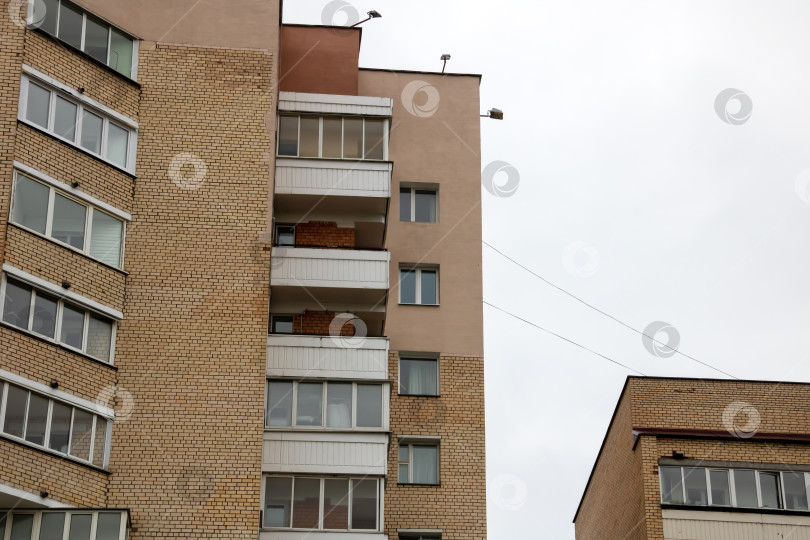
[261,475,381,532]
[397,439,440,485]
[18,67,138,173]
[0,380,112,469]
[265,380,386,431]
[26,0,139,79]
[10,167,128,269]
[397,353,440,396]
[398,266,439,306]
[0,509,127,540]
[269,314,294,334]
[400,184,439,223]
[0,268,121,364]
[276,114,389,161]
[658,465,810,512]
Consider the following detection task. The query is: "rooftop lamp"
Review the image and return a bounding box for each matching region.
[351,10,382,27]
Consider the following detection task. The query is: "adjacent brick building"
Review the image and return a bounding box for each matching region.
[575,376,810,540]
[0,1,486,539]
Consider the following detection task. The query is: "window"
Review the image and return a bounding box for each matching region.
[270,315,294,334]
[266,380,384,430]
[399,267,438,305]
[19,74,137,171]
[399,356,439,396]
[660,465,810,511]
[0,381,110,467]
[263,476,380,531]
[398,442,439,484]
[400,186,438,223]
[0,510,126,540]
[32,0,136,78]
[1,275,117,363]
[277,115,388,160]
[275,224,296,247]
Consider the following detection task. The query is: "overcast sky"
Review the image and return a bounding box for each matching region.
[284,1,810,537]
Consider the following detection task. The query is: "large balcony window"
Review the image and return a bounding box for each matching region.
[660,465,810,511]
[277,114,388,160]
[262,475,380,531]
[0,510,127,540]
[266,380,384,430]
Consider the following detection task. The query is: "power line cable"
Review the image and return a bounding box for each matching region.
[483,240,738,379]
[483,300,646,376]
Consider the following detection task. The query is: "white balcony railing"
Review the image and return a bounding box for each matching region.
[270,247,389,290]
[275,158,391,199]
[262,431,388,476]
[267,334,388,380]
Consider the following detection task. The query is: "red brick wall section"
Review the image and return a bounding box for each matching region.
[295,221,356,248]
[293,310,356,336]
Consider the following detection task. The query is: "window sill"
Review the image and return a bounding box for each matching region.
[396,482,441,487]
[0,320,117,370]
[661,503,810,516]
[398,393,441,398]
[9,223,128,275]
[30,27,140,88]
[275,155,393,165]
[0,433,109,474]
[264,428,389,434]
[17,120,136,178]
[398,303,440,307]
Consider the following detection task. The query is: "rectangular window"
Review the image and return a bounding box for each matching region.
[276,115,388,160]
[266,380,384,430]
[660,467,685,504]
[734,469,758,507]
[262,476,380,531]
[398,443,439,484]
[19,75,137,170]
[709,469,730,506]
[37,0,136,78]
[399,357,439,396]
[400,186,438,223]
[399,267,439,305]
[0,382,110,467]
[683,467,708,506]
[11,172,126,268]
[274,224,296,247]
[760,471,781,509]
[783,471,809,510]
[1,275,117,362]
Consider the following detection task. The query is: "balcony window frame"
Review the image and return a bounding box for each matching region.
[0,509,127,539]
[265,380,386,431]
[261,475,381,532]
[659,465,810,511]
[274,224,296,247]
[399,265,439,306]
[10,169,127,269]
[0,380,112,469]
[400,184,439,223]
[270,315,294,334]
[26,0,139,79]
[0,270,119,364]
[18,69,138,173]
[277,114,389,161]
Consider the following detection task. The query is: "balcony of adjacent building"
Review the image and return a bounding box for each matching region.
[0,494,129,540]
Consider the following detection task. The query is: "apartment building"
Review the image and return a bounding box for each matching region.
[0,1,486,539]
[575,376,810,540]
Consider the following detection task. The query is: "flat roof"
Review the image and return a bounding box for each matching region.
[359,67,482,79]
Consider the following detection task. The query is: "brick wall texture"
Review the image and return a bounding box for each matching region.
[575,377,810,540]
[386,352,487,539]
[292,310,356,336]
[294,221,356,248]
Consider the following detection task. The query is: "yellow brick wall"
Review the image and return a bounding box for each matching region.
[106,42,274,538]
[385,352,487,539]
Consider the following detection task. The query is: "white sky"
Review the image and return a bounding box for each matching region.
[284,1,810,537]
